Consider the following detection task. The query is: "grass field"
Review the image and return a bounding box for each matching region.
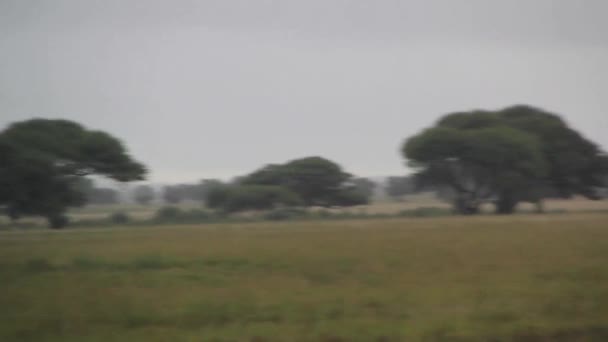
[1,214,608,341]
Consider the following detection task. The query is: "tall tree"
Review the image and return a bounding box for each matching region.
[0,119,146,227]
[403,105,608,214]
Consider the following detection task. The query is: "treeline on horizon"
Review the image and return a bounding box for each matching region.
[90,167,408,207]
[1,104,607,228]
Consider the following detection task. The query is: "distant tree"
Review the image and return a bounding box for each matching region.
[403,105,608,214]
[241,156,362,207]
[385,176,414,200]
[133,185,155,205]
[162,185,183,204]
[155,206,182,221]
[206,184,232,210]
[88,188,118,205]
[72,178,118,205]
[330,186,370,206]
[350,177,377,200]
[194,179,225,204]
[0,119,145,228]
[109,211,130,224]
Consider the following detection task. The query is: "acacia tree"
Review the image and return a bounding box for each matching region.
[0,119,146,228]
[241,156,368,207]
[403,105,608,214]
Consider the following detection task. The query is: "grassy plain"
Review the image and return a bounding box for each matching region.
[1,213,608,341]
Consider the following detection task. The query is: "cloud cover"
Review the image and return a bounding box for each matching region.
[1,0,607,182]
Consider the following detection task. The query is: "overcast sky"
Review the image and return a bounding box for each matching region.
[1,0,607,183]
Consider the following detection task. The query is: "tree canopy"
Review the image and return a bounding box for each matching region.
[241,156,368,208]
[403,105,608,214]
[204,156,368,214]
[0,119,146,227]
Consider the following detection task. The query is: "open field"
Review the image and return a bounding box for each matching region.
[1,214,608,341]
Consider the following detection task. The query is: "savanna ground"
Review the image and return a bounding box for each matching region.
[1,211,608,341]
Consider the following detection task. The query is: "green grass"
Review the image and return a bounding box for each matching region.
[1,214,608,341]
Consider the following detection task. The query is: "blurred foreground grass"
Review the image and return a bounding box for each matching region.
[1,214,608,341]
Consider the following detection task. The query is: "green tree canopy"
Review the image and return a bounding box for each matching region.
[403,105,608,214]
[0,119,146,227]
[241,156,367,207]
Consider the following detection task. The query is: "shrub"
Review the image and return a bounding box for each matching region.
[219,185,303,213]
[48,214,69,229]
[155,206,182,221]
[110,211,130,224]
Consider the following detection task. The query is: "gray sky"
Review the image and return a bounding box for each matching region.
[1,0,607,183]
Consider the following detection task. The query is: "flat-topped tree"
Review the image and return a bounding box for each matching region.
[0,119,146,228]
[241,156,367,208]
[403,105,608,214]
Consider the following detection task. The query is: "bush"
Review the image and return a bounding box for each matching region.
[207,184,303,213]
[155,206,182,221]
[110,211,130,224]
[263,207,307,221]
[48,214,69,229]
